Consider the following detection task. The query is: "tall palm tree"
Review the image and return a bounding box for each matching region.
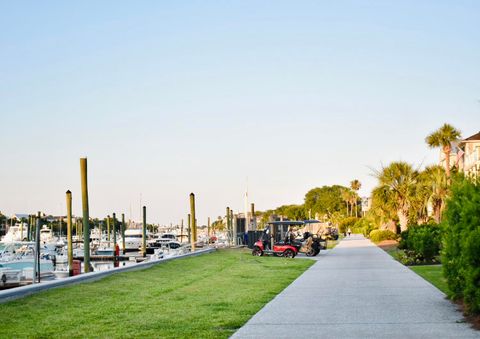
[373,162,419,232]
[419,165,448,223]
[341,189,351,216]
[350,179,361,217]
[348,191,359,218]
[425,123,461,178]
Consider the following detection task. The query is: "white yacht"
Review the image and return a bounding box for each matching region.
[1,224,28,242]
[124,229,149,251]
[40,226,55,244]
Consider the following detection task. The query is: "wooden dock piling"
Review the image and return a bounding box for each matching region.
[189,193,196,252]
[80,157,91,273]
[121,213,126,254]
[142,206,146,257]
[66,190,73,276]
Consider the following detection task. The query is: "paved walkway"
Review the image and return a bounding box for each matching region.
[232,234,479,338]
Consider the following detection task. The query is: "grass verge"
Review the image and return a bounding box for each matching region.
[376,241,449,295]
[0,249,313,338]
[409,265,448,294]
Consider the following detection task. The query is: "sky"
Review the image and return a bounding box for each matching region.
[1,1,479,225]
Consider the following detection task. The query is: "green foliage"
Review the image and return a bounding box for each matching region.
[369,229,398,243]
[274,204,306,220]
[399,224,442,262]
[352,218,377,237]
[338,217,359,233]
[304,185,348,218]
[371,162,420,232]
[442,176,480,314]
[212,218,226,231]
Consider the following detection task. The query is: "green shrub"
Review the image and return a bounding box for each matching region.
[442,176,480,314]
[338,217,359,233]
[396,250,425,265]
[369,229,397,243]
[399,224,442,262]
[350,218,378,236]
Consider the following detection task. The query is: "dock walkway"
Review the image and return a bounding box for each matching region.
[232,234,478,338]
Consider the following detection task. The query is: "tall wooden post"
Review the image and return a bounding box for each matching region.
[30,215,35,241]
[187,214,191,243]
[121,213,126,254]
[180,219,184,243]
[27,215,31,241]
[33,212,41,283]
[251,203,256,230]
[66,191,73,276]
[207,217,210,242]
[20,221,24,241]
[112,213,117,254]
[189,193,196,251]
[226,207,230,245]
[142,206,146,257]
[106,215,110,243]
[80,157,90,273]
[231,209,236,245]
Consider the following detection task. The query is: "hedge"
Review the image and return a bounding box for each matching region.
[369,229,397,243]
[399,224,442,262]
[442,176,480,314]
[338,217,359,233]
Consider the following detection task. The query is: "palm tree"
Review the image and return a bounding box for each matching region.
[373,162,419,232]
[425,123,461,178]
[350,179,361,217]
[419,165,448,223]
[341,189,352,216]
[348,191,359,218]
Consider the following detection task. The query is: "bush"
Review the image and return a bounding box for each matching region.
[350,218,377,237]
[442,176,480,314]
[399,224,442,262]
[338,217,359,234]
[369,229,397,243]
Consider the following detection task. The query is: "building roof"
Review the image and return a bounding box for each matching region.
[463,131,480,141]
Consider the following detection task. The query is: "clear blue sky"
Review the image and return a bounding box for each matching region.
[1,1,479,224]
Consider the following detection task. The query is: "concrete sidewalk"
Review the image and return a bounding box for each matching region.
[232,234,479,338]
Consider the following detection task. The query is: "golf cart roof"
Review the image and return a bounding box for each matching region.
[267,221,305,226]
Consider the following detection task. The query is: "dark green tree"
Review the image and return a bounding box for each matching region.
[304,185,349,218]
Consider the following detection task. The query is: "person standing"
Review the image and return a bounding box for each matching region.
[347,227,352,237]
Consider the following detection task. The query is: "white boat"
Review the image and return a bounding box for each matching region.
[0,242,56,281]
[0,265,22,287]
[40,226,55,244]
[1,224,28,242]
[124,229,149,251]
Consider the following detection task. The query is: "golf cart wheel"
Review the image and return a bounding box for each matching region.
[283,249,295,258]
[252,247,263,256]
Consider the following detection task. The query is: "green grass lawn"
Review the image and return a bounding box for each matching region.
[410,265,448,295]
[0,249,313,339]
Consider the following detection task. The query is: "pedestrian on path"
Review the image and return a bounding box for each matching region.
[347,227,351,237]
